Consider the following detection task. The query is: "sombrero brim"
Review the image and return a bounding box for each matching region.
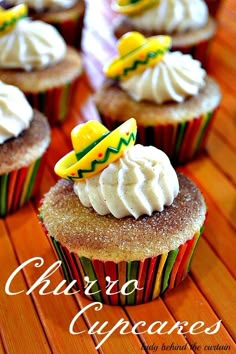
[54,118,137,181]
[112,0,158,15]
[104,35,171,81]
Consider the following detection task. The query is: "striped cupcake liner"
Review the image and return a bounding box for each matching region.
[0,156,46,217]
[100,110,216,166]
[26,76,80,126]
[49,228,203,305]
[172,40,211,68]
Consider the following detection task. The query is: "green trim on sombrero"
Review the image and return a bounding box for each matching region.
[69,131,137,180]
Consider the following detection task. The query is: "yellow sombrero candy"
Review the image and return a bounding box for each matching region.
[113,0,159,15]
[104,32,171,81]
[0,4,28,36]
[55,118,137,181]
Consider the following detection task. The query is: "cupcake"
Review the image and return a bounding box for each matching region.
[112,0,216,66]
[0,4,83,125]
[3,0,86,49]
[94,32,221,165]
[40,118,207,305]
[0,81,50,217]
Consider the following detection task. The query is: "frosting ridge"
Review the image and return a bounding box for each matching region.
[0,81,33,144]
[74,144,179,219]
[120,51,206,103]
[0,18,66,71]
[125,0,209,33]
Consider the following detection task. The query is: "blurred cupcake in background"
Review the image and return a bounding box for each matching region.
[0,4,83,125]
[112,0,216,67]
[94,32,221,165]
[0,81,50,217]
[2,0,86,49]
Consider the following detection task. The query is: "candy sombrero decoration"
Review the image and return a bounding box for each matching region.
[113,0,159,15]
[104,31,171,81]
[55,118,137,181]
[0,4,27,36]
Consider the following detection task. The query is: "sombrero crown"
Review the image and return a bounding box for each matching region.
[104,31,171,81]
[113,0,159,15]
[0,4,28,36]
[55,118,137,181]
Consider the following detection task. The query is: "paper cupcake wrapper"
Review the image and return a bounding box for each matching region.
[171,40,211,68]
[49,228,203,305]
[26,76,79,126]
[44,10,85,49]
[0,156,46,217]
[100,110,216,166]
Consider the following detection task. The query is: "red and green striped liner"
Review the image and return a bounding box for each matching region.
[26,76,79,126]
[0,156,46,217]
[100,110,215,166]
[49,228,203,305]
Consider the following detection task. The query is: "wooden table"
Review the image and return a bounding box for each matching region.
[0,1,235,353]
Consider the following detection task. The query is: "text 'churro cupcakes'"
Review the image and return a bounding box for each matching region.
[112,0,216,66]
[0,81,50,217]
[0,4,83,125]
[4,0,86,48]
[94,32,221,165]
[40,119,207,305]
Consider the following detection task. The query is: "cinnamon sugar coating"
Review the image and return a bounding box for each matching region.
[0,47,82,93]
[94,76,221,125]
[114,17,216,47]
[41,174,206,262]
[0,110,50,174]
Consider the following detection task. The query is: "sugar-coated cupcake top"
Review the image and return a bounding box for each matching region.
[113,0,209,33]
[0,5,66,71]
[54,119,179,219]
[0,81,33,144]
[4,0,77,11]
[105,32,206,104]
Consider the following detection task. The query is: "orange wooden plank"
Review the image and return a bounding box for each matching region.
[0,333,5,354]
[191,237,236,339]
[0,220,51,354]
[206,131,236,183]
[203,195,236,278]
[126,298,194,353]
[75,295,144,353]
[210,83,236,151]
[163,276,236,353]
[5,205,97,354]
[182,157,236,229]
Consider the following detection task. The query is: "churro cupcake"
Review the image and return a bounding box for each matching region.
[94,32,221,165]
[0,81,50,217]
[40,119,207,305]
[0,4,83,125]
[4,0,86,48]
[112,0,216,66]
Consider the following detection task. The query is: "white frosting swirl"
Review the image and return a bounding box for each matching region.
[5,0,77,11]
[74,145,179,219]
[120,51,206,104]
[0,81,33,144]
[127,0,208,33]
[0,18,66,71]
